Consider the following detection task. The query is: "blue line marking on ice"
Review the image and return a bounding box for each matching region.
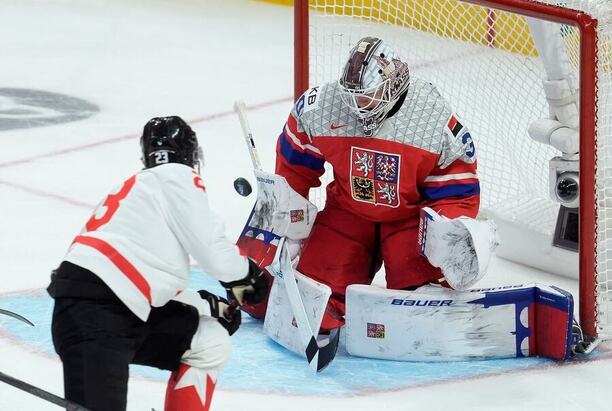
[0,269,582,396]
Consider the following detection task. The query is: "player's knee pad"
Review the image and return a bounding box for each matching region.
[181,316,232,371]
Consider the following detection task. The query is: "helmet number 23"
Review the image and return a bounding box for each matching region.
[85,175,137,231]
[154,151,169,164]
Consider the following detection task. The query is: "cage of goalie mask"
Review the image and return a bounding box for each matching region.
[339,37,410,136]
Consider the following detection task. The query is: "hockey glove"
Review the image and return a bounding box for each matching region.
[220,258,269,306]
[418,207,497,290]
[198,290,241,335]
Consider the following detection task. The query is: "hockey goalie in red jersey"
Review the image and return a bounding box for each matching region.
[239,37,483,321]
[271,36,484,330]
[240,36,576,364]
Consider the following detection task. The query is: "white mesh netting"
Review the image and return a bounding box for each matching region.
[305,0,612,337]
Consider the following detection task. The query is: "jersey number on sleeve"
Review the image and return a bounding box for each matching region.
[193,175,206,192]
[85,175,137,231]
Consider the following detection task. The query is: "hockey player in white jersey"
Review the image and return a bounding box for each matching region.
[47,116,268,411]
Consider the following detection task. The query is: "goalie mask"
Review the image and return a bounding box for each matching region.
[140,116,203,171]
[339,37,410,136]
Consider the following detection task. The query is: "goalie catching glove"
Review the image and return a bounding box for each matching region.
[220,258,269,306]
[198,289,242,335]
[418,207,498,290]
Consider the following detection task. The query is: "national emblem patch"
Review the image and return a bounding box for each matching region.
[350,147,400,207]
[290,209,304,223]
[367,322,385,339]
[446,114,464,138]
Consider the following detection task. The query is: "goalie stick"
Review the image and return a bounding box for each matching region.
[233,100,263,170]
[233,101,339,372]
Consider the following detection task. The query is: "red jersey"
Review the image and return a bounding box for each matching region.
[275,78,479,221]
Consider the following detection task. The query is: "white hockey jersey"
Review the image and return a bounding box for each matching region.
[64,163,249,321]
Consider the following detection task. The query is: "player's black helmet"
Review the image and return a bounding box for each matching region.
[140,116,201,169]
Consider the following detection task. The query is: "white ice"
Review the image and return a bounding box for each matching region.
[1,0,611,410]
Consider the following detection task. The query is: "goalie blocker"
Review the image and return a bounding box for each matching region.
[236,169,318,318]
[345,283,574,361]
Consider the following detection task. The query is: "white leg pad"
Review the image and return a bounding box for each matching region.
[346,283,574,361]
[263,269,331,357]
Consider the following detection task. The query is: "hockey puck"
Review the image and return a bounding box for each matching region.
[233,177,253,197]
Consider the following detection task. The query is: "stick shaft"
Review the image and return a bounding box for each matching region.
[233,101,263,171]
[0,371,90,410]
[276,242,319,371]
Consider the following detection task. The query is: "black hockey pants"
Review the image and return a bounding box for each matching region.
[48,261,199,411]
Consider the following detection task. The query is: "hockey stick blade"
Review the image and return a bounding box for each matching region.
[0,309,34,326]
[305,328,340,372]
[267,238,340,372]
[0,371,90,411]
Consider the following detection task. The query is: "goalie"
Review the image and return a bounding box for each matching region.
[239,37,576,363]
[243,36,488,324]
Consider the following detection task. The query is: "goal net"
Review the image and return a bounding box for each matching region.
[294,0,612,340]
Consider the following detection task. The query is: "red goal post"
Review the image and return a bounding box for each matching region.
[294,0,610,340]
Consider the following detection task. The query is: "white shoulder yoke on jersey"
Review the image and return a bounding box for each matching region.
[65,163,249,321]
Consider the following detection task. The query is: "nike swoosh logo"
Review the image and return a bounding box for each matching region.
[330,123,347,130]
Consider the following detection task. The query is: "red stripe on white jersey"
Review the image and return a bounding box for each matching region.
[73,235,152,303]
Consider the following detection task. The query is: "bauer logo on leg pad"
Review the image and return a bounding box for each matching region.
[391,299,453,307]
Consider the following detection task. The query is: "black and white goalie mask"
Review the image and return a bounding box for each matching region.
[339,37,410,136]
